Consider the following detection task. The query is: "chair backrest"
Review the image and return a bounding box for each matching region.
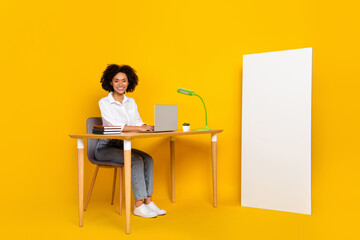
[86,117,102,164]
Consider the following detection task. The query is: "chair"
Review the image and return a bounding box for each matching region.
[84,117,124,214]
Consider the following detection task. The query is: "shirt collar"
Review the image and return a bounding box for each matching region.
[107,92,128,104]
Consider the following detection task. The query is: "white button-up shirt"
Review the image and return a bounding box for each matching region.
[99,92,145,131]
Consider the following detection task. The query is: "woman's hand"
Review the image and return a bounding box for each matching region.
[122,124,154,132]
[139,124,154,131]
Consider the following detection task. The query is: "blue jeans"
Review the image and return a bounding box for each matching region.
[94,139,154,201]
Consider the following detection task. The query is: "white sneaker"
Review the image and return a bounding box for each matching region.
[145,202,166,216]
[133,204,157,218]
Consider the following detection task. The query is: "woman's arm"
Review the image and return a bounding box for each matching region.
[122,124,154,132]
[99,97,153,132]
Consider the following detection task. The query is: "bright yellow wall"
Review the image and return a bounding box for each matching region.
[1,0,359,239]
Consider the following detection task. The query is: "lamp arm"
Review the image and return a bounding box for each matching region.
[194,94,208,128]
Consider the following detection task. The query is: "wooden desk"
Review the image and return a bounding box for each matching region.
[69,130,223,234]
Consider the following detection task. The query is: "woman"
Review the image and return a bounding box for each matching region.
[95,64,166,218]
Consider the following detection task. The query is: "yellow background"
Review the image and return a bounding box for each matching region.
[1,0,359,239]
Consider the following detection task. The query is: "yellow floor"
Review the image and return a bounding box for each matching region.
[3,196,357,240]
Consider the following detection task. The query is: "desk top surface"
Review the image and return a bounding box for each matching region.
[69,129,223,140]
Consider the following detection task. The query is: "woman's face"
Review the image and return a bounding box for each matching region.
[111,72,129,95]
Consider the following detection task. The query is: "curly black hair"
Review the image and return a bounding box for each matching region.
[100,64,139,92]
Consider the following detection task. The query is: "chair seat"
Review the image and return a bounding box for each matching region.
[92,159,124,167]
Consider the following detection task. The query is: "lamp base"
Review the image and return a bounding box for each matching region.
[194,127,211,131]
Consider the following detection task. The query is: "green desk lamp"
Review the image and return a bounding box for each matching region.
[177,88,211,131]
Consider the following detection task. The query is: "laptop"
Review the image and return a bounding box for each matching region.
[140,104,177,132]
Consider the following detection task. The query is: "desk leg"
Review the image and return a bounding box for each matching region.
[170,136,175,203]
[211,134,217,208]
[124,140,131,234]
[77,139,84,226]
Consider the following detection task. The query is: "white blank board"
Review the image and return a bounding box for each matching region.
[241,48,312,214]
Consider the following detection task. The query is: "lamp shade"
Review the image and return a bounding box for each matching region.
[177,88,194,96]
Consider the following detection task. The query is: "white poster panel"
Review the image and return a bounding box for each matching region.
[241,48,312,214]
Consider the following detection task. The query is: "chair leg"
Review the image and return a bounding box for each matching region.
[119,167,123,215]
[111,168,118,205]
[84,165,100,211]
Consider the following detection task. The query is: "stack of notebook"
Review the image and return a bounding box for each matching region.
[92,125,122,134]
